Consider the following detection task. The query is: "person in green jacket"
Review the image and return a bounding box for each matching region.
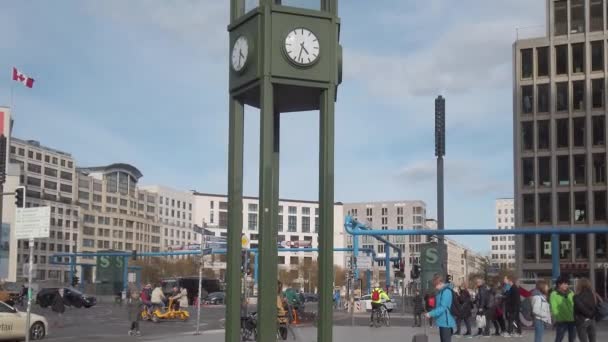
[549,275,576,342]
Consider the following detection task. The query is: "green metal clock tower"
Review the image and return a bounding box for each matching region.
[226,1,341,342]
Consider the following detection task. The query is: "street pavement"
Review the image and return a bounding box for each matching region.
[25,301,608,341]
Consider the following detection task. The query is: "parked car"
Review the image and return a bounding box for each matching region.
[357,294,396,312]
[0,283,22,306]
[0,300,48,340]
[36,287,96,309]
[203,292,225,305]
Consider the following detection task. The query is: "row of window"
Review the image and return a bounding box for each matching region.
[521,232,608,260]
[497,217,514,223]
[491,245,516,251]
[12,145,74,168]
[163,228,192,240]
[497,209,514,215]
[26,164,73,181]
[521,41,606,80]
[491,236,516,242]
[492,254,515,260]
[159,196,192,211]
[521,116,605,152]
[521,154,607,189]
[521,80,606,116]
[350,206,424,217]
[553,0,604,36]
[521,191,608,224]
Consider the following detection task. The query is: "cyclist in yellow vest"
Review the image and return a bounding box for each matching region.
[370,286,390,326]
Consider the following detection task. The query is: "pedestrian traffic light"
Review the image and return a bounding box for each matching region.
[410,264,421,280]
[14,186,25,208]
[71,276,79,286]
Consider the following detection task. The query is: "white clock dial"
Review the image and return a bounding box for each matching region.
[231,36,249,72]
[284,28,320,66]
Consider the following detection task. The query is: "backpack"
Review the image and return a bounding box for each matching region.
[450,290,462,317]
[520,297,533,321]
[372,289,380,302]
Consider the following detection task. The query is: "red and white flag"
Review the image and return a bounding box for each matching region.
[12,67,35,88]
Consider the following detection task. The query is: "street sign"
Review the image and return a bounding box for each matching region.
[241,235,249,248]
[420,242,445,292]
[15,207,51,239]
[206,242,227,250]
[22,263,37,279]
[357,256,372,270]
[201,248,213,255]
[205,235,227,243]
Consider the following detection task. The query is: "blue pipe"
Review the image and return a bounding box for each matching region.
[254,252,259,284]
[353,231,360,280]
[69,256,76,283]
[385,243,390,290]
[344,215,608,236]
[551,234,560,282]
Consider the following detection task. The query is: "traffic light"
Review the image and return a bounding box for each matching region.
[410,264,421,280]
[71,276,79,287]
[15,186,25,208]
[393,260,400,269]
[399,260,405,273]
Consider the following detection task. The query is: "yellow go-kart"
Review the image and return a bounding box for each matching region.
[149,298,189,323]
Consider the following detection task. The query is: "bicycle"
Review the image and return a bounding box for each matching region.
[371,304,390,328]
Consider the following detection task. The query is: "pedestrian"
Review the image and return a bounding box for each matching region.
[425,274,456,342]
[574,278,597,342]
[491,291,506,336]
[531,279,551,342]
[178,287,188,309]
[503,274,522,337]
[474,278,491,337]
[550,275,576,342]
[51,288,66,328]
[19,285,27,307]
[127,289,142,336]
[454,284,472,337]
[413,289,424,328]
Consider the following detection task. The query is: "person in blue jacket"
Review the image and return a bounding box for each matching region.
[426,274,456,342]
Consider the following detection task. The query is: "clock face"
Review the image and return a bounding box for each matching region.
[284,28,320,66]
[231,36,249,72]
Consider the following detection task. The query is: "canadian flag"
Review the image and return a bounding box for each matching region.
[12,67,35,88]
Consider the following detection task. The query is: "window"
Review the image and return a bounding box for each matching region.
[288,206,297,215]
[290,257,299,265]
[558,193,570,222]
[573,117,586,147]
[593,153,606,184]
[576,234,589,259]
[539,157,551,187]
[571,0,585,33]
[573,81,585,111]
[556,119,569,148]
[537,84,549,113]
[523,194,535,224]
[521,49,533,79]
[60,171,72,181]
[27,163,41,174]
[539,193,551,223]
[540,234,552,259]
[573,154,586,185]
[598,234,608,259]
[592,41,604,71]
[522,86,533,114]
[524,234,536,260]
[595,191,607,221]
[44,180,57,190]
[43,167,57,177]
[27,177,41,187]
[591,0,604,31]
[556,82,568,111]
[219,211,227,227]
[593,79,605,109]
[522,121,534,151]
[302,216,310,233]
[288,216,297,232]
[277,214,283,232]
[302,207,310,215]
[558,155,570,186]
[560,234,572,259]
[522,158,535,187]
[537,47,549,77]
[593,117,605,147]
[574,191,587,223]
[248,213,257,230]
[555,45,568,74]
[538,120,550,150]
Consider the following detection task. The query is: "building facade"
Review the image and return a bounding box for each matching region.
[514,0,608,291]
[139,185,198,254]
[10,138,81,283]
[193,192,345,281]
[491,198,516,270]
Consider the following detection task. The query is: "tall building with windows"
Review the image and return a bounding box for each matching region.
[491,198,516,270]
[10,138,80,283]
[193,192,345,281]
[514,0,608,290]
[139,185,198,254]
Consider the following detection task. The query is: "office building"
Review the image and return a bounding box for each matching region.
[513,0,608,291]
[491,198,516,270]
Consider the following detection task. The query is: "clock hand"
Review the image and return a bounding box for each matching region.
[240,51,245,59]
[300,43,309,55]
[238,53,242,67]
[298,45,304,61]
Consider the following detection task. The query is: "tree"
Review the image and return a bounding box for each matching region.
[334,266,346,287]
[278,269,299,287]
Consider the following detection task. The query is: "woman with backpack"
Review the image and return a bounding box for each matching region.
[454,285,472,337]
[574,278,598,342]
[531,279,551,342]
[425,274,456,342]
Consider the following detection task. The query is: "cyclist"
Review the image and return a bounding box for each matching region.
[369,285,390,326]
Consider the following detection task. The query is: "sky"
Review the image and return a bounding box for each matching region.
[0,0,546,254]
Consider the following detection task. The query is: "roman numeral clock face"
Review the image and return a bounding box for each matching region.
[284,28,320,66]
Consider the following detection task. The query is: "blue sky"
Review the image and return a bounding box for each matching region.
[0,0,546,253]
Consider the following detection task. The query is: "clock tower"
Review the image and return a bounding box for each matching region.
[225,1,341,342]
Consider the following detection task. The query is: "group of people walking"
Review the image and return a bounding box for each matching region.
[413,274,606,342]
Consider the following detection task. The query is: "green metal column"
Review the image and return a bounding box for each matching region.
[226,96,244,342]
[257,77,279,342]
[318,86,335,342]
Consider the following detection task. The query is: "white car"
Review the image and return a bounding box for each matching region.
[0,301,48,340]
[358,294,396,312]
